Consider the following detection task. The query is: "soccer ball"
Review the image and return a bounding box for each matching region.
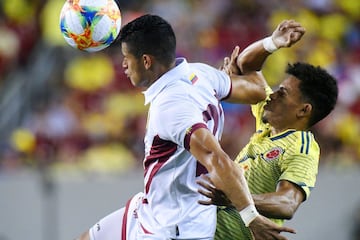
[59,0,121,52]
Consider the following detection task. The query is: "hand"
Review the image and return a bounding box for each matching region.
[220,46,242,75]
[196,174,232,206]
[271,19,306,48]
[249,215,296,240]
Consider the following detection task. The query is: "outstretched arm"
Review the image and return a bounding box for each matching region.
[197,176,304,220]
[190,128,295,239]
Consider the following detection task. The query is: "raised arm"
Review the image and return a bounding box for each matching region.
[237,19,305,74]
[223,20,305,104]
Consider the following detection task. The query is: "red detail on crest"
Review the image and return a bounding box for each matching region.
[266,149,280,159]
[264,147,283,161]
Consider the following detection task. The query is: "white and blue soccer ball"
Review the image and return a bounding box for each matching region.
[59,0,122,52]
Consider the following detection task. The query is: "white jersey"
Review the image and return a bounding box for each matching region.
[138,58,232,239]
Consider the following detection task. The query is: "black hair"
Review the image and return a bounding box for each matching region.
[118,14,176,67]
[286,62,338,127]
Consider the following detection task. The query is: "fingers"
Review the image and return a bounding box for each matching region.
[221,45,241,75]
[224,57,230,65]
[277,19,306,36]
[273,19,306,48]
[196,174,216,194]
[198,199,212,206]
[289,32,302,45]
[222,57,231,74]
[270,226,296,240]
[251,230,291,240]
[197,181,214,195]
[250,215,297,240]
[294,26,306,34]
[197,188,213,200]
[274,234,289,240]
[278,19,302,31]
[279,226,296,234]
[231,46,240,61]
[200,173,213,184]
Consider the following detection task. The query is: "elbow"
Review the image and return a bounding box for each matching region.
[281,210,295,220]
[278,203,300,220]
[248,90,266,104]
[244,86,266,104]
[266,207,295,220]
[262,200,300,220]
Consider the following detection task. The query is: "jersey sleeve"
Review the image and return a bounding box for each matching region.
[193,63,231,100]
[279,131,320,200]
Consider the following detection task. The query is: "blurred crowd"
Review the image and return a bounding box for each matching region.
[0,0,359,174]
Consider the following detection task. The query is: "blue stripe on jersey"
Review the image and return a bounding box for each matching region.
[296,182,314,192]
[296,181,308,187]
[306,132,310,154]
[300,132,310,154]
[270,130,296,141]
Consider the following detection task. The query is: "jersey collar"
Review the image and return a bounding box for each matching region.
[143,57,190,105]
[270,129,297,141]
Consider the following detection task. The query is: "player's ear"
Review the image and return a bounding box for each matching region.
[297,103,312,117]
[142,54,153,70]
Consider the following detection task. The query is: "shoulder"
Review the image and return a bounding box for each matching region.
[189,62,217,71]
[189,62,231,98]
[189,62,226,77]
[290,131,318,145]
[283,130,320,156]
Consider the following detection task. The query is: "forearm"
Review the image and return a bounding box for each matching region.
[208,160,262,226]
[252,193,299,220]
[190,128,254,210]
[236,39,272,74]
[203,146,254,211]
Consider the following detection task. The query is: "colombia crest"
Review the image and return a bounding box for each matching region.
[262,147,284,162]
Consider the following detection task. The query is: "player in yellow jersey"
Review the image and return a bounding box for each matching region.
[197,20,338,239]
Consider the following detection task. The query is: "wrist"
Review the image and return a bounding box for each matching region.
[239,204,260,227]
[262,36,278,53]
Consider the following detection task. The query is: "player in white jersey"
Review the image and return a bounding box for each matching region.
[138,58,232,238]
[75,14,302,240]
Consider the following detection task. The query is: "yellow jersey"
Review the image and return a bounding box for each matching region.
[215,87,320,239]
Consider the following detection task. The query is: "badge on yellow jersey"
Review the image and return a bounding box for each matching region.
[262,147,284,162]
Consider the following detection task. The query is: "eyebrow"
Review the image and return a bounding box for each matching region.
[279,86,288,92]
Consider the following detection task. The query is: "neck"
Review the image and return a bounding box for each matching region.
[270,124,308,136]
[150,60,176,84]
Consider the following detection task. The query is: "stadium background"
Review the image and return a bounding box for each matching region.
[0,0,359,239]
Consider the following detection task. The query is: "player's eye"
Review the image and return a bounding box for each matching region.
[277,87,287,97]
